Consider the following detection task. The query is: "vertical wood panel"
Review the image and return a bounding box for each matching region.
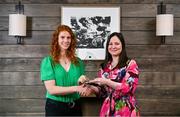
[0,1,180,116]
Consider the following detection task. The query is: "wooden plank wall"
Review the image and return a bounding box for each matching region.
[0,0,180,116]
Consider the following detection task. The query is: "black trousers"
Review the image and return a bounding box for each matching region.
[45,98,82,116]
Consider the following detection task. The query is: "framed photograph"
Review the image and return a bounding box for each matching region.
[61,6,120,60]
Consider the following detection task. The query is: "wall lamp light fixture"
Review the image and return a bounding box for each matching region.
[156,1,174,44]
[9,1,27,44]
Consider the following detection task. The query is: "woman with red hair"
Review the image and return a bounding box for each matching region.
[40,25,89,116]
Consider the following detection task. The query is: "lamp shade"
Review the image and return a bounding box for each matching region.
[9,14,27,36]
[156,14,174,36]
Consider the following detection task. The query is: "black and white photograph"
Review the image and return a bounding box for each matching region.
[61,6,120,60]
[71,16,110,48]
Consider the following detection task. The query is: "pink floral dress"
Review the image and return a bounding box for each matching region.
[97,59,140,117]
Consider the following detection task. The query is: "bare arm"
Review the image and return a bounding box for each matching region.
[89,78,122,90]
[103,78,122,89]
[44,80,82,95]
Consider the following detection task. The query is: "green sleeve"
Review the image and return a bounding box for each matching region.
[78,58,85,75]
[40,56,55,81]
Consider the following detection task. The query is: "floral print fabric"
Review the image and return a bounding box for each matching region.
[98,60,140,117]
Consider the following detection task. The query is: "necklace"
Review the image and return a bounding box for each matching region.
[60,58,70,71]
[60,58,68,65]
[64,60,67,64]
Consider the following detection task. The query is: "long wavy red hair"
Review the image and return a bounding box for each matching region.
[50,25,78,64]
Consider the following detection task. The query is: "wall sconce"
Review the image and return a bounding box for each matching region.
[156,1,174,44]
[9,1,27,44]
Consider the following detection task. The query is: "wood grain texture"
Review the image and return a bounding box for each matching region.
[0,17,8,31]
[0,85,179,99]
[0,72,42,86]
[2,30,180,45]
[0,45,49,58]
[1,58,180,72]
[0,99,45,113]
[0,4,178,17]
[0,99,179,116]
[123,17,180,31]
[139,99,180,116]
[121,4,157,17]
[167,4,180,17]
[0,4,61,17]
[0,31,53,45]
[166,32,180,44]
[0,86,45,99]
[2,17,180,31]
[1,0,180,4]
[0,1,180,116]
[0,4,157,17]
[0,0,67,4]
[1,71,180,86]
[122,18,155,31]
[135,85,180,99]
[0,4,15,16]
[0,17,59,31]
[0,112,44,116]
[1,45,180,58]
[137,58,180,72]
[25,4,61,17]
[139,72,180,85]
[0,58,41,72]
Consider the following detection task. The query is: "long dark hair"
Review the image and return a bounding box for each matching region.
[101,32,128,69]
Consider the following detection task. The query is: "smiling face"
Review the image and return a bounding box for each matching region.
[58,31,71,51]
[108,35,122,57]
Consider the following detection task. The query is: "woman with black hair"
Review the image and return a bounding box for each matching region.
[89,32,140,116]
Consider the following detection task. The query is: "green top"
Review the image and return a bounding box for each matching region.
[40,55,85,102]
